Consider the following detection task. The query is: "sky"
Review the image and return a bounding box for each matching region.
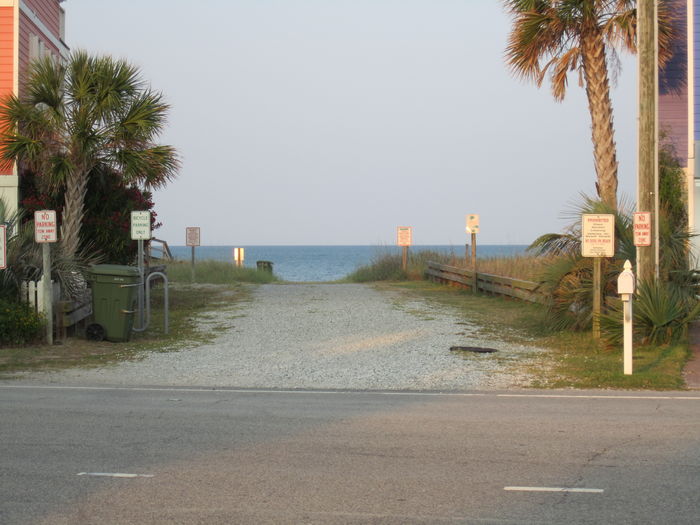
[65,0,638,246]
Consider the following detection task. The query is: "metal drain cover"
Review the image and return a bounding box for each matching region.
[450,346,497,354]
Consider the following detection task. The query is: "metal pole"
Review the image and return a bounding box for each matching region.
[191,245,195,283]
[471,232,477,292]
[42,243,52,345]
[137,239,145,330]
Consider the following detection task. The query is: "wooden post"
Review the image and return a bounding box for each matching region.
[593,257,602,339]
[637,0,658,284]
[471,232,477,292]
[402,246,408,272]
[42,243,53,345]
[465,244,469,267]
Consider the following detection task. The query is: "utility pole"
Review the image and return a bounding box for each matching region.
[637,0,659,283]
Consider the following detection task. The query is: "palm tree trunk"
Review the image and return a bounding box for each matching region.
[60,169,88,259]
[581,26,618,211]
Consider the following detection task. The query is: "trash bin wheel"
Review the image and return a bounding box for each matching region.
[86,323,105,342]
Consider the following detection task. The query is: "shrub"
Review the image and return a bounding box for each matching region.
[0,299,43,346]
[602,280,700,346]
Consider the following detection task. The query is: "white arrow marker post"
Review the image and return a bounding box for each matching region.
[617,260,636,375]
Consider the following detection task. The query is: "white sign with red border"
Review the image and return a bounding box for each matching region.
[34,210,58,243]
[397,226,412,247]
[581,214,615,257]
[633,212,652,247]
[186,227,201,247]
[0,225,6,269]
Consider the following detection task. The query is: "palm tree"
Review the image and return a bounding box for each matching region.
[0,51,179,259]
[503,0,640,211]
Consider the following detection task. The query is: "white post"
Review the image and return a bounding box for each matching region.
[42,243,53,346]
[617,260,636,375]
[623,296,633,375]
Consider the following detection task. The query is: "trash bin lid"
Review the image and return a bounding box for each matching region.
[89,264,141,277]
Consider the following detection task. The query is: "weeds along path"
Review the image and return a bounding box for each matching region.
[21,284,543,389]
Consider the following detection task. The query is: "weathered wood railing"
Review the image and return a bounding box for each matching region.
[425,261,546,304]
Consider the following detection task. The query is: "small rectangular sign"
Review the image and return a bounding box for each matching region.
[130,211,151,240]
[633,212,652,247]
[0,225,6,269]
[466,214,480,234]
[397,226,412,247]
[233,247,245,262]
[581,214,615,257]
[34,210,58,243]
[186,227,200,247]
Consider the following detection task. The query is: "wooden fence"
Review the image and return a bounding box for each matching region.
[425,261,547,304]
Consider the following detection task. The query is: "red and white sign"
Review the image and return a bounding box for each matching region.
[0,225,6,269]
[633,212,652,247]
[34,210,58,243]
[186,227,201,247]
[581,214,615,257]
[397,226,412,247]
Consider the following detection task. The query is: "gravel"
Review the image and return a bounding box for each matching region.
[17,284,544,390]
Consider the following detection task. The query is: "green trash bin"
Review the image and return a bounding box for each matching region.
[256,260,273,273]
[87,264,141,342]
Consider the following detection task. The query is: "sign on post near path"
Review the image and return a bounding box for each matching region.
[581,214,615,257]
[34,210,57,243]
[186,227,200,247]
[131,211,151,240]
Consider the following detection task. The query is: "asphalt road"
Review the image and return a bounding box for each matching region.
[1,385,699,524]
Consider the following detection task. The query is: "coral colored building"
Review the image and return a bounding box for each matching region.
[0,0,67,216]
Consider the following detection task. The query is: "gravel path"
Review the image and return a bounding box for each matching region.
[19,284,543,390]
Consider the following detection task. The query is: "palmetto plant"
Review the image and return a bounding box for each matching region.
[503,1,674,210]
[0,51,179,260]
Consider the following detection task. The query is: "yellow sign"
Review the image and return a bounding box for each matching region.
[466,214,480,234]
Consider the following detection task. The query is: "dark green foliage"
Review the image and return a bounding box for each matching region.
[529,170,698,344]
[20,168,157,264]
[0,298,43,346]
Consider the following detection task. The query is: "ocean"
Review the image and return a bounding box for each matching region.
[168,245,529,283]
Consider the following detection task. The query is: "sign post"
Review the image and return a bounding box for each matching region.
[466,215,480,292]
[233,247,245,267]
[582,214,615,339]
[397,226,412,271]
[35,210,58,345]
[186,227,200,282]
[131,211,151,330]
[0,225,6,271]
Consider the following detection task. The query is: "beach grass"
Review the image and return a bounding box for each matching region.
[165,260,278,284]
